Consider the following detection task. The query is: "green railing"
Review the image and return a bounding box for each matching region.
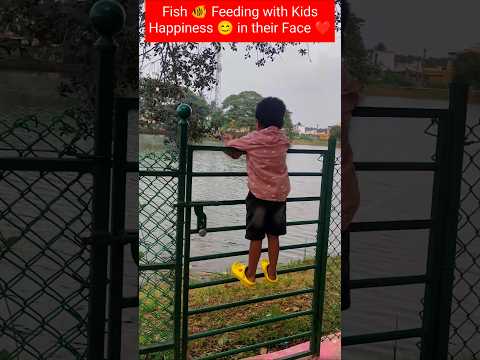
[343,83,468,360]
[139,104,337,359]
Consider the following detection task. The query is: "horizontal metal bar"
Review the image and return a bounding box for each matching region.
[189,288,314,315]
[192,219,320,234]
[189,310,312,340]
[350,275,428,289]
[0,157,97,172]
[186,196,321,208]
[190,171,322,177]
[190,242,317,262]
[139,170,178,177]
[122,296,139,308]
[189,145,328,155]
[197,331,311,360]
[139,262,175,271]
[342,328,423,346]
[191,171,247,177]
[190,264,315,289]
[139,340,174,354]
[354,162,437,171]
[287,148,328,154]
[348,219,432,232]
[352,106,448,118]
[190,145,240,152]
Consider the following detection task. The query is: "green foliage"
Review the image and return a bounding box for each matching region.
[222,91,263,130]
[374,42,387,52]
[221,91,293,135]
[140,77,214,141]
[329,125,341,139]
[454,52,480,89]
[0,0,138,131]
[140,84,295,140]
[342,11,375,84]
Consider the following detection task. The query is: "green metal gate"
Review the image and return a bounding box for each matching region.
[342,82,468,359]
[139,105,337,359]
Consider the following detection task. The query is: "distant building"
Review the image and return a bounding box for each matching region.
[304,127,328,136]
[294,123,306,134]
[371,50,396,71]
[370,46,456,86]
[294,123,331,137]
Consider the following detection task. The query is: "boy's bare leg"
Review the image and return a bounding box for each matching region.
[267,234,279,280]
[246,240,262,282]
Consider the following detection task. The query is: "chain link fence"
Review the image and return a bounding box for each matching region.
[0,110,94,359]
[139,143,179,358]
[421,108,480,359]
[448,114,480,359]
[322,156,341,341]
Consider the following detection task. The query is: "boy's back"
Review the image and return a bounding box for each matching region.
[226,125,290,202]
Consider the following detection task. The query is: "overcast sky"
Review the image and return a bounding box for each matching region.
[144,38,341,128]
[217,40,340,127]
[350,0,480,57]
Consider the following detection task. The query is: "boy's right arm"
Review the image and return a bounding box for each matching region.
[223,148,243,159]
[222,133,246,159]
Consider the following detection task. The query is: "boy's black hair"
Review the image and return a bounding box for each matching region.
[255,97,286,129]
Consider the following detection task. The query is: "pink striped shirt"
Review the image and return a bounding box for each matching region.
[226,126,291,202]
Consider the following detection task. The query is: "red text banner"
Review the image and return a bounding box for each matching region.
[145,0,335,42]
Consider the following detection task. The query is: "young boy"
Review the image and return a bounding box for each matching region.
[223,97,290,287]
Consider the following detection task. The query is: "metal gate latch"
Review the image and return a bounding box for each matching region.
[194,205,207,236]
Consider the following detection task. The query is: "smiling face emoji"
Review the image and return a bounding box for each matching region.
[217,20,233,35]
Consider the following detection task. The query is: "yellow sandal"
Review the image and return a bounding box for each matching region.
[231,262,255,288]
[261,259,278,284]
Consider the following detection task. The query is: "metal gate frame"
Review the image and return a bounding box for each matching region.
[170,106,338,359]
[342,82,468,360]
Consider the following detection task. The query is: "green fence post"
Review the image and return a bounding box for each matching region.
[421,82,468,360]
[174,103,191,360]
[420,111,450,360]
[433,82,468,359]
[311,136,337,354]
[87,1,125,358]
[108,98,130,360]
[181,146,194,359]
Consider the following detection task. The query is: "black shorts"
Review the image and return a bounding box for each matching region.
[245,192,287,240]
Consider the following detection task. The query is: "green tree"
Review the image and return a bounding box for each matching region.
[454,51,480,89]
[329,125,341,139]
[140,77,212,141]
[221,91,293,134]
[342,10,374,84]
[374,42,387,52]
[222,91,263,130]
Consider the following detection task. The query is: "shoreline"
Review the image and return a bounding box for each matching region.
[139,133,340,148]
[365,85,480,103]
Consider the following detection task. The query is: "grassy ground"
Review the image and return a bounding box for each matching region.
[139,257,340,360]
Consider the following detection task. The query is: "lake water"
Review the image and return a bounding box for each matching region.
[139,142,341,275]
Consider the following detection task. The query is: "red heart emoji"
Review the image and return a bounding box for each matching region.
[315,21,330,35]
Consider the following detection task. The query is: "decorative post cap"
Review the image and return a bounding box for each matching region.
[176,103,192,120]
[89,0,126,36]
